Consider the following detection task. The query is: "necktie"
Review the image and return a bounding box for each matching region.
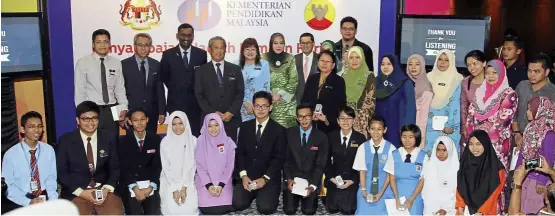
[182,51,189,68]
[29,150,42,196]
[138,140,144,152]
[216,63,223,86]
[86,137,96,188]
[140,60,147,85]
[405,154,412,163]
[370,146,380,194]
[342,137,348,149]
[256,124,262,142]
[100,58,109,104]
[303,56,310,81]
[302,132,307,147]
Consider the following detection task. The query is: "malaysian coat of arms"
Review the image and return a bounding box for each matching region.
[119,0,162,30]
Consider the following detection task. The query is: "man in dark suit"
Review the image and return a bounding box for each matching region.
[160,23,207,136]
[117,108,162,215]
[283,103,329,215]
[232,91,286,214]
[56,101,123,215]
[195,36,244,142]
[295,33,319,105]
[335,16,374,71]
[122,33,166,134]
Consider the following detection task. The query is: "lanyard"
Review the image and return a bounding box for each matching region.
[20,142,40,178]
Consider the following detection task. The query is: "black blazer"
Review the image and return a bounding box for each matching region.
[160,45,207,114]
[334,39,374,71]
[235,118,286,182]
[121,56,165,115]
[324,130,366,189]
[117,131,162,193]
[194,61,244,124]
[294,52,319,105]
[301,72,346,134]
[56,129,120,199]
[283,126,329,187]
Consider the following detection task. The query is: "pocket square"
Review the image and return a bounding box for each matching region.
[147,149,156,153]
[325,85,333,89]
[310,146,319,151]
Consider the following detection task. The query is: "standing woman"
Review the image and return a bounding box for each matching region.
[406,54,433,148]
[239,38,270,122]
[375,54,417,147]
[344,46,376,138]
[160,111,198,215]
[302,49,347,134]
[421,136,459,215]
[461,50,486,140]
[456,130,505,215]
[262,33,298,128]
[195,113,236,215]
[425,49,463,153]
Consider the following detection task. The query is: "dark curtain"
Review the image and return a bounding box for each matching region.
[1,78,19,158]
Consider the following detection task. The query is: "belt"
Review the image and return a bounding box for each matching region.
[98,104,117,108]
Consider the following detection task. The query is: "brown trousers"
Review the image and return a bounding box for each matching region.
[72,193,123,215]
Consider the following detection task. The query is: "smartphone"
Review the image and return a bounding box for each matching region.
[525,158,542,169]
[95,189,103,201]
[366,194,374,203]
[249,182,258,190]
[315,104,323,114]
[335,175,344,186]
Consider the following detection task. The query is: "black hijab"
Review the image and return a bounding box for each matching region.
[457,130,504,215]
[267,32,286,68]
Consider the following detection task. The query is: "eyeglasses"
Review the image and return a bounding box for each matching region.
[26,125,44,130]
[254,105,269,110]
[80,117,99,123]
[341,27,356,32]
[297,115,312,121]
[338,117,354,122]
[135,43,151,48]
[300,41,313,45]
[319,59,333,64]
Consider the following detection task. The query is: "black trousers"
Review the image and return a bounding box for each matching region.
[99,106,120,138]
[325,186,357,214]
[282,188,319,215]
[232,181,280,214]
[121,191,161,215]
[199,205,232,215]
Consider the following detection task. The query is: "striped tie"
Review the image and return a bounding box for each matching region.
[29,150,42,196]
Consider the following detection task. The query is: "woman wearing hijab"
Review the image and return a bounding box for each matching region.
[456,130,505,215]
[321,40,343,73]
[516,96,555,214]
[422,136,459,215]
[160,111,198,215]
[406,54,433,148]
[425,49,463,153]
[343,46,376,138]
[239,38,270,122]
[461,50,486,140]
[262,33,298,128]
[375,54,416,147]
[195,113,236,215]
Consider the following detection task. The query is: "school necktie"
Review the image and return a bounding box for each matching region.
[29,150,42,196]
[303,56,310,81]
[140,60,147,85]
[342,137,348,155]
[370,146,380,195]
[100,58,109,104]
[302,132,307,147]
[216,63,223,86]
[138,140,144,152]
[182,51,189,68]
[405,154,412,163]
[256,124,262,142]
[86,137,96,188]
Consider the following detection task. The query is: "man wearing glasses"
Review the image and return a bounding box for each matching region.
[121,33,166,134]
[335,16,374,71]
[56,101,123,214]
[232,91,286,214]
[295,33,319,105]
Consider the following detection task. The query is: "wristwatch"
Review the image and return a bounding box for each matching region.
[511,182,522,189]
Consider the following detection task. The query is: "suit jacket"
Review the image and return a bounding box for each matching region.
[235,118,286,182]
[284,126,329,187]
[301,72,346,134]
[56,129,120,199]
[295,52,319,105]
[160,45,207,114]
[117,131,162,194]
[194,61,244,124]
[335,39,374,71]
[324,130,365,189]
[121,56,165,115]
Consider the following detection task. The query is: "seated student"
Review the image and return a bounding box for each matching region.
[456,130,505,215]
[509,158,555,215]
[195,113,236,215]
[421,136,459,215]
[283,103,329,215]
[324,106,366,215]
[352,115,396,215]
[118,108,162,215]
[385,124,427,215]
[160,111,199,215]
[2,111,58,212]
[56,101,123,215]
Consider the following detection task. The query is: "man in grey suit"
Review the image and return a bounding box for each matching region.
[295,33,319,105]
[195,36,244,142]
[121,33,166,134]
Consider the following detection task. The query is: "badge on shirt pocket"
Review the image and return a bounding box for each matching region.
[350,141,358,148]
[380,154,388,163]
[217,144,225,153]
[415,162,423,172]
[99,149,108,158]
[310,146,319,151]
[109,69,116,76]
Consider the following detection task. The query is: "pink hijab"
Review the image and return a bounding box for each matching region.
[522,97,555,159]
[406,54,433,99]
[473,59,512,120]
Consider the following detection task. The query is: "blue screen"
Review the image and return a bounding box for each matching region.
[1,17,44,73]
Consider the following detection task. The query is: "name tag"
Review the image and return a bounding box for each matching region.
[254,67,261,70]
[30,179,39,191]
[147,149,156,153]
[217,144,225,153]
[438,83,446,86]
[350,143,359,148]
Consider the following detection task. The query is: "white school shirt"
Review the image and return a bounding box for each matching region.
[352,139,396,171]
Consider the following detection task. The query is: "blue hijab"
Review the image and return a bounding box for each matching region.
[376,54,411,99]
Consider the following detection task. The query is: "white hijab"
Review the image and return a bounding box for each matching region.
[422,136,459,214]
[427,49,463,109]
[160,111,197,191]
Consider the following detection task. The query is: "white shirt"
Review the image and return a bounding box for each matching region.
[178,45,191,64]
[302,52,314,74]
[256,117,270,135]
[79,130,98,168]
[339,129,352,149]
[212,60,225,77]
[384,147,427,175]
[352,139,396,171]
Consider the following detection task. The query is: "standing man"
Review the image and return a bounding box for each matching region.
[195,36,244,142]
[118,108,162,215]
[502,36,528,90]
[295,33,319,105]
[232,91,286,214]
[2,111,58,213]
[283,103,329,215]
[56,101,123,215]
[335,16,374,71]
[161,23,207,136]
[75,29,128,137]
[122,33,165,134]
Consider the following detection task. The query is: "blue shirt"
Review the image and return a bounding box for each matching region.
[2,141,58,206]
[299,126,313,145]
[135,55,149,83]
[128,134,158,191]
